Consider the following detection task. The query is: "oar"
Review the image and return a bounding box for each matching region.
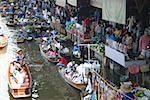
[27,60,44,67]
[33,59,44,65]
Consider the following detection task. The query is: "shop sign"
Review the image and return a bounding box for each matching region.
[105,45,125,67]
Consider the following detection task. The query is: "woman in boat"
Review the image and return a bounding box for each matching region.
[56,55,68,68]
[16,49,26,66]
[43,30,50,37]
[60,45,69,55]
[47,50,57,59]
[11,61,22,74]
[10,61,26,84]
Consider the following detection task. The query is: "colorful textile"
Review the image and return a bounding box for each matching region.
[59,57,68,66]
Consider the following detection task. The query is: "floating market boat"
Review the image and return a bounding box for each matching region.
[6,19,16,27]
[58,60,100,90]
[0,34,7,49]
[39,44,59,63]
[16,37,25,43]
[8,63,32,98]
[12,33,25,43]
[58,68,86,90]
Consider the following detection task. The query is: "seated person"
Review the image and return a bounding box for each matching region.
[67,61,75,68]
[16,49,26,65]
[10,61,26,84]
[51,29,57,36]
[47,50,57,58]
[56,55,68,68]
[60,46,69,54]
[11,61,22,74]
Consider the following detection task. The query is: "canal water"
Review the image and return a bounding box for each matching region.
[0,16,80,100]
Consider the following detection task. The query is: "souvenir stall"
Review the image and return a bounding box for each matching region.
[104,38,149,90]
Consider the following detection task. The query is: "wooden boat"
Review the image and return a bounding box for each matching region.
[0,34,7,49]
[6,20,16,27]
[58,68,86,90]
[17,38,25,43]
[8,63,32,98]
[26,36,33,41]
[39,44,59,63]
[13,34,25,43]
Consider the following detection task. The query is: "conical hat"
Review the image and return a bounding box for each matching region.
[16,48,23,53]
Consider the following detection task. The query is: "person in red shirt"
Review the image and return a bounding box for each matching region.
[138,29,150,59]
[56,55,68,68]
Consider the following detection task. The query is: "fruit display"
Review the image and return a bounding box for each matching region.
[135,90,144,97]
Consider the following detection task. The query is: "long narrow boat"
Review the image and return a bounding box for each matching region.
[12,34,25,43]
[58,68,86,90]
[6,20,16,27]
[39,44,59,63]
[0,34,7,49]
[8,63,32,98]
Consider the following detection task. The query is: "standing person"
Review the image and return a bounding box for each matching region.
[81,72,94,100]
[138,29,150,59]
[80,46,85,63]
[122,32,133,60]
[127,16,136,32]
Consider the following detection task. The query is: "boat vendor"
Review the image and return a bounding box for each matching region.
[10,61,22,73]
[10,61,26,84]
[46,50,57,59]
[59,45,70,55]
[16,49,26,66]
[43,30,50,37]
[51,29,57,36]
[66,61,77,72]
[56,55,68,68]
[67,61,76,68]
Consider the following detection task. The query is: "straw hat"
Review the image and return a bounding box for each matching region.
[16,48,23,53]
[42,37,47,41]
[120,84,133,93]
